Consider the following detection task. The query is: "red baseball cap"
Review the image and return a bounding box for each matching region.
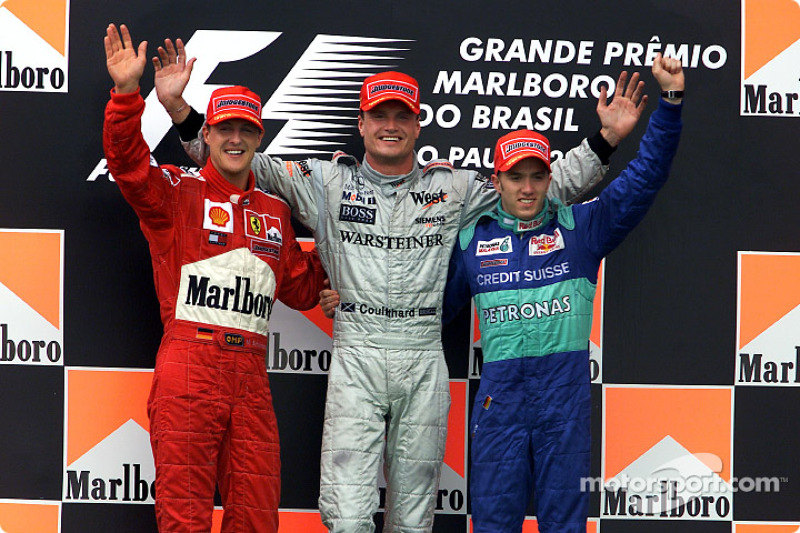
[359,71,420,114]
[206,86,264,132]
[494,130,551,173]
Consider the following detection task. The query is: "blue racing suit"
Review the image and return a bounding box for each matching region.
[443,100,682,533]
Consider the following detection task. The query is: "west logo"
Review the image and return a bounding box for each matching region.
[0,0,69,92]
[410,190,448,208]
[740,0,800,116]
[0,230,63,366]
[736,252,800,386]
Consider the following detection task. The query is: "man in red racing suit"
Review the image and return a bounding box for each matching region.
[102,23,327,532]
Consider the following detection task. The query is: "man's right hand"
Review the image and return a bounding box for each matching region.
[153,38,196,123]
[319,284,340,319]
[104,24,147,94]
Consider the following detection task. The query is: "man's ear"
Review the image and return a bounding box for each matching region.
[202,124,210,143]
[491,173,501,190]
[357,114,365,137]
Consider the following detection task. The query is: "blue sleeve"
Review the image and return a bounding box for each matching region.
[442,241,472,325]
[580,99,683,259]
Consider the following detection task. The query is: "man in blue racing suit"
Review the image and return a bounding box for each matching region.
[442,54,684,533]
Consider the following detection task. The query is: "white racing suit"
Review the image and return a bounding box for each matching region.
[183,125,607,532]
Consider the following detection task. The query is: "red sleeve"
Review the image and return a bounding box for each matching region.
[103,88,176,233]
[275,218,327,311]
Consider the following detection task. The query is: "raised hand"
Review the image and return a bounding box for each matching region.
[597,71,648,147]
[652,53,685,97]
[104,23,147,94]
[153,38,196,119]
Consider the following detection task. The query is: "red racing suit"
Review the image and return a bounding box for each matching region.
[103,89,326,533]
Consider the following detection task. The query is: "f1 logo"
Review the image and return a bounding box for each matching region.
[87,31,410,182]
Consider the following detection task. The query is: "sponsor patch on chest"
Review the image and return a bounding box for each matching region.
[480,258,508,268]
[245,210,283,259]
[476,236,513,256]
[339,204,376,225]
[517,217,544,232]
[203,200,234,233]
[528,228,565,256]
[245,210,282,244]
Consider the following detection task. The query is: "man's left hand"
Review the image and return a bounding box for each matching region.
[597,70,648,147]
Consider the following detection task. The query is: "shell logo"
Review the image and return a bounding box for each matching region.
[209,206,231,227]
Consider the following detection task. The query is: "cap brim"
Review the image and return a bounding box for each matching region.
[207,112,264,132]
[497,152,551,173]
[360,95,419,114]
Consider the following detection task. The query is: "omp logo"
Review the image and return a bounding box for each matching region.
[0,0,69,92]
[0,501,60,533]
[601,387,733,520]
[64,368,155,503]
[0,230,63,366]
[740,0,800,116]
[736,252,800,386]
[88,32,411,181]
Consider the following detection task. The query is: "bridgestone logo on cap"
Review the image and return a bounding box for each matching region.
[215,98,260,113]
[503,139,549,158]
[367,80,417,100]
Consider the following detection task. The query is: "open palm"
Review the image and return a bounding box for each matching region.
[153,38,195,109]
[104,23,147,94]
[597,71,647,147]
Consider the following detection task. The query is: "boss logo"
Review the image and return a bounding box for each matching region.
[339,204,376,225]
